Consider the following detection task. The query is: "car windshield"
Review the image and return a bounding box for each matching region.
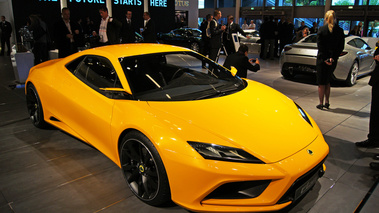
[119,51,245,101]
[301,34,317,43]
[192,30,201,37]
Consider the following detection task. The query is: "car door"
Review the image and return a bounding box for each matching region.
[56,55,122,151]
[172,29,188,45]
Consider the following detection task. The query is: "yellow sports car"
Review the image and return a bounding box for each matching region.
[25,44,329,212]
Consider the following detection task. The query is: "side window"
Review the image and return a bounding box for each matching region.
[65,56,86,73]
[355,38,371,50]
[74,55,122,92]
[347,40,357,48]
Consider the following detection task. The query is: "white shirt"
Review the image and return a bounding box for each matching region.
[99,16,109,43]
[144,18,150,28]
[64,20,74,43]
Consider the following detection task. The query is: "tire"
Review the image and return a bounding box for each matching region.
[190,42,200,52]
[119,131,171,206]
[26,83,49,128]
[345,61,359,87]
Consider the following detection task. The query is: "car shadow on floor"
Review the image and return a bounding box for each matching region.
[281,74,371,88]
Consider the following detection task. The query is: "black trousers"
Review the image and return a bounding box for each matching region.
[33,42,49,65]
[1,36,11,55]
[368,83,379,141]
[209,48,219,62]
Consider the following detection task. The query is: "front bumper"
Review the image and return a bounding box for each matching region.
[162,134,329,212]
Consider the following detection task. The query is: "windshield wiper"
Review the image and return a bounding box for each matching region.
[195,87,241,100]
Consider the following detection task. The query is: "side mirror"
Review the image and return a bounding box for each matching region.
[99,88,132,99]
[230,66,238,77]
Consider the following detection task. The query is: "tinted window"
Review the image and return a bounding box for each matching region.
[347,39,357,48]
[174,29,186,36]
[192,30,201,37]
[120,52,244,101]
[65,56,85,72]
[354,38,371,50]
[348,38,371,50]
[302,34,317,43]
[74,55,122,92]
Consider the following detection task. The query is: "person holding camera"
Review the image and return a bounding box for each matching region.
[223,44,260,78]
[315,10,345,110]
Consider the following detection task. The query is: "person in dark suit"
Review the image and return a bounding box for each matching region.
[209,9,226,62]
[223,15,246,55]
[141,12,157,43]
[92,6,122,46]
[356,43,379,149]
[316,10,345,110]
[121,11,135,43]
[309,22,318,34]
[223,44,260,78]
[54,8,80,58]
[200,14,212,64]
[0,16,12,56]
[28,14,50,65]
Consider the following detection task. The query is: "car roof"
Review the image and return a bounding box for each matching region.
[78,43,192,58]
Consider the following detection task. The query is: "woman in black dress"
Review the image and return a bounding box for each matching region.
[316,10,345,109]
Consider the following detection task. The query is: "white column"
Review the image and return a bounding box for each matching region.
[107,0,112,16]
[235,0,241,24]
[144,0,149,12]
[60,0,67,9]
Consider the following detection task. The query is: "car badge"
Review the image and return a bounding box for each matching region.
[307,149,313,155]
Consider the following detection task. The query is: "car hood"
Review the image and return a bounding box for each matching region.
[147,80,318,163]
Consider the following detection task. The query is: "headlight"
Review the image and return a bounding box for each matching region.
[295,102,313,127]
[188,141,265,164]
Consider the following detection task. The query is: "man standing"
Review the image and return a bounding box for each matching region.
[260,16,276,60]
[121,11,135,43]
[200,14,212,61]
[54,8,79,58]
[142,12,157,43]
[356,44,379,149]
[0,16,12,56]
[248,20,256,30]
[93,6,122,46]
[223,15,246,55]
[209,9,226,62]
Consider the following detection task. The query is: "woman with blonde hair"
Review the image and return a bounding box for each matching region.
[315,10,345,109]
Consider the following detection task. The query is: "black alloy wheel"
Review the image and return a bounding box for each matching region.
[190,42,200,52]
[26,83,48,128]
[119,131,171,206]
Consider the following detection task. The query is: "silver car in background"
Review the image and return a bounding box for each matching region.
[239,30,261,54]
[279,34,376,86]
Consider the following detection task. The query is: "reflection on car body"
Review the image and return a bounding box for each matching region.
[25,44,329,213]
[280,34,376,86]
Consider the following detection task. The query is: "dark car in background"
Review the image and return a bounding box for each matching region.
[157,28,202,52]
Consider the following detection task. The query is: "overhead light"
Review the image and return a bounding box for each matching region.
[272,7,275,10]
[251,7,254,10]
[348,6,353,9]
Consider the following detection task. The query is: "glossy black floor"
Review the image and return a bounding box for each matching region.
[1,54,378,213]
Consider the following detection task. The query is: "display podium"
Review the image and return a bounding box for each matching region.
[12,52,34,84]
